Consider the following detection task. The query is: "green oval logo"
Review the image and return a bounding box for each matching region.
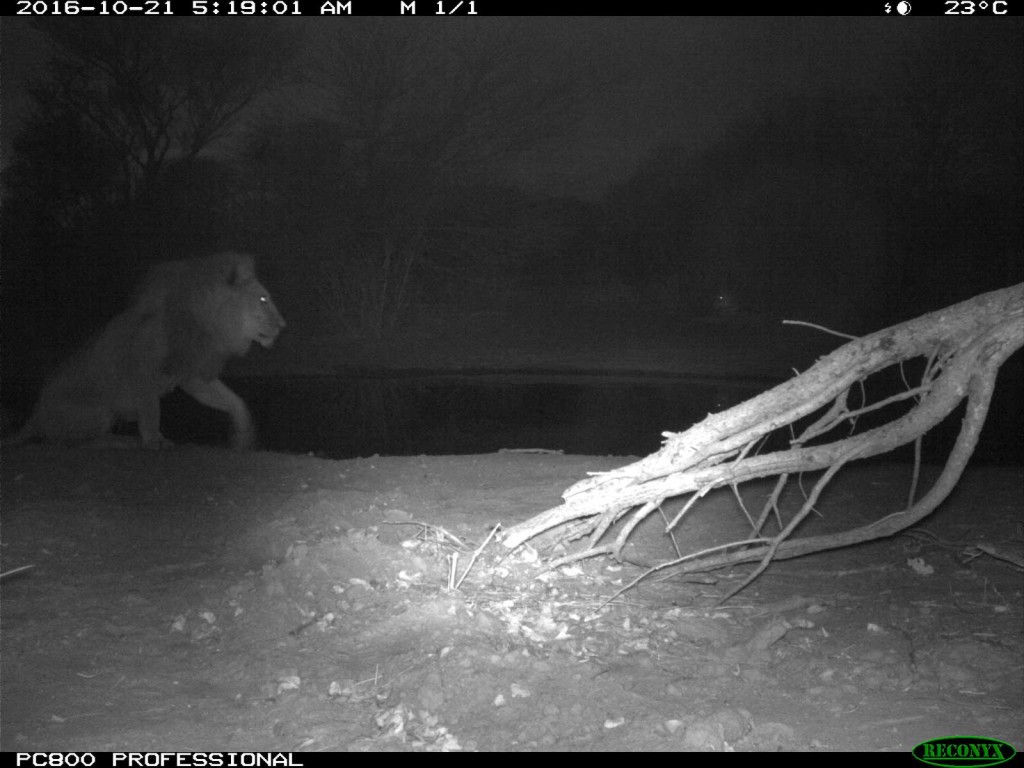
[913,736,1017,767]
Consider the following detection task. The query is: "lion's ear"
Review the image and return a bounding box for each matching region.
[226,253,257,286]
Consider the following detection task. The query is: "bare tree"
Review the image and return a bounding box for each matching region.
[304,20,585,337]
[31,19,297,203]
[502,284,1024,601]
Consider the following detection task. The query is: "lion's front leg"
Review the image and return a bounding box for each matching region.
[180,378,255,450]
[135,393,172,449]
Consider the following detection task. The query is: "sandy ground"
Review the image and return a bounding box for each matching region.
[2,445,1021,752]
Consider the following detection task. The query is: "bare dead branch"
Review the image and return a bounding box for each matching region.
[502,283,1024,599]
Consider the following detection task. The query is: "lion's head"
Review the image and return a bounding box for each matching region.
[206,253,286,355]
[152,252,286,374]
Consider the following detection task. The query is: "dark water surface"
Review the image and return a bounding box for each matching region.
[4,370,1021,465]
[203,372,1023,465]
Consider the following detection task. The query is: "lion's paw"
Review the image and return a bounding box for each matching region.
[140,436,175,450]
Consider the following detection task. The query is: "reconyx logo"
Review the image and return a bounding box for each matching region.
[913,736,1016,767]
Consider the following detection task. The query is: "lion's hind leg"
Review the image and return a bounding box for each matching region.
[179,378,255,450]
[33,391,114,445]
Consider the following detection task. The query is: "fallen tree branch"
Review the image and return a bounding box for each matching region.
[502,283,1023,596]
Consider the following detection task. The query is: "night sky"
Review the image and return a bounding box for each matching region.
[4,18,1018,199]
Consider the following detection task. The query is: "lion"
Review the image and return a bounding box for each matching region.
[9,252,285,449]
